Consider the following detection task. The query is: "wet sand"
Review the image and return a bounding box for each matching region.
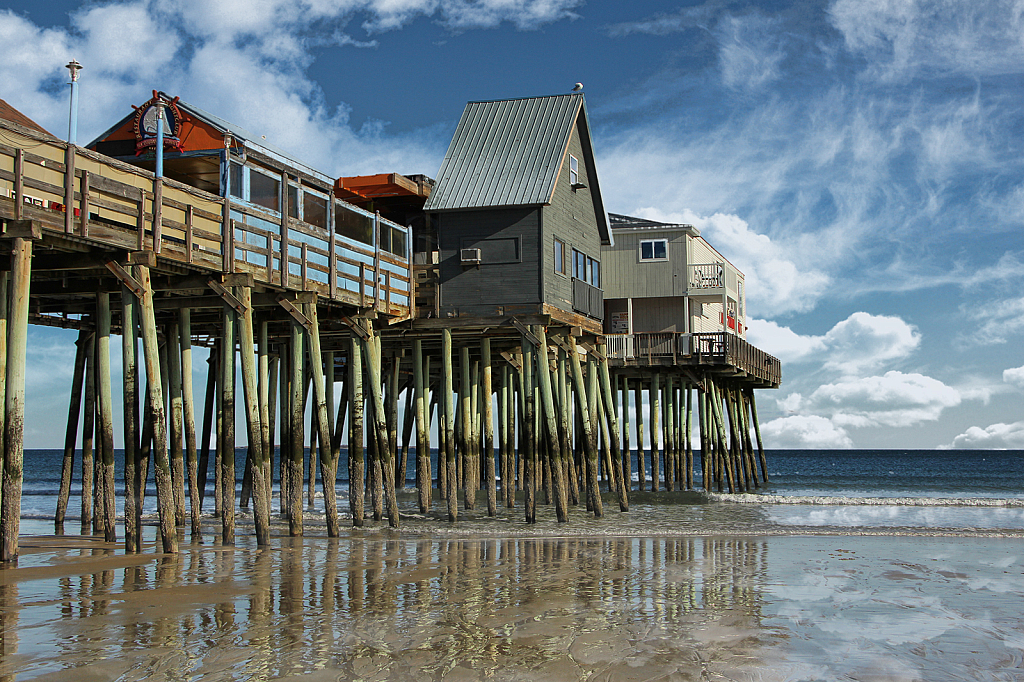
[2,511,1023,681]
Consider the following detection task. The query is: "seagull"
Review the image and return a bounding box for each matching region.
[572,82,583,92]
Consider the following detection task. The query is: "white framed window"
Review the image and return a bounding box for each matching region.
[569,154,579,185]
[639,238,668,261]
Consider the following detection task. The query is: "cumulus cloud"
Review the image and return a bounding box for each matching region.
[1004,365,1024,388]
[746,312,918,374]
[760,415,853,448]
[820,312,920,375]
[808,371,961,428]
[948,422,1024,449]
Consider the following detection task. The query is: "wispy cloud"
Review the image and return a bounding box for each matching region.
[828,0,1024,81]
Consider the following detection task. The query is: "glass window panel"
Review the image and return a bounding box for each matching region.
[287,185,299,219]
[653,240,667,259]
[335,206,373,245]
[569,155,579,185]
[388,227,407,258]
[249,169,280,212]
[303,192,327,228]
[229,163,243,199]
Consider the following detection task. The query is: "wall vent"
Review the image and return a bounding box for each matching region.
[460,248,482,263]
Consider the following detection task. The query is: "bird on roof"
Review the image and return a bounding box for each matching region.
[572,83,583,92]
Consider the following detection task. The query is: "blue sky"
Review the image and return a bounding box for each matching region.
[2,0,1022,449]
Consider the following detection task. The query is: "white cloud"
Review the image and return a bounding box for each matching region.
[820,312,920,375]
[717,13,785,91]
[808,371,961,428]
[746,318,826,364]
[745,312,918,375]
[963,297,1024,346]
[828,0,1024,81]
[1004,365,1024,388]
[948,422,1024,449]
[760,415,853,448]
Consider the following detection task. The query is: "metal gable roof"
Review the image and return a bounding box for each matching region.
[424,94,584,211]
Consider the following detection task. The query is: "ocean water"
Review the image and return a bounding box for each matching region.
[20,447,1024,533]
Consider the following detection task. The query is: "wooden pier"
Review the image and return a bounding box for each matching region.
[0,93,780,561]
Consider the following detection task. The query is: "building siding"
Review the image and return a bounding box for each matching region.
[437,207,541,317]
[603,228,689,299]
[541,118,603,319]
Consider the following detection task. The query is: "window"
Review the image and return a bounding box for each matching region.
[249,169,280,212]
[335,205,373,245]
[640,238,668,261]
[302,192,327,229]
[554,239,567,275]
[573,248,586,280]
[569,154,579,185]
[287,185,299,219]
[228,163,243,199]
[589,257,600,288]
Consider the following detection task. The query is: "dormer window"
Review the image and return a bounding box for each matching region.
[640,238,668,261]
[569,154,579,185]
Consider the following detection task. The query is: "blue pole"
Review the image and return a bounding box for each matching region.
[155,100,164,178]
[65,59,82,144]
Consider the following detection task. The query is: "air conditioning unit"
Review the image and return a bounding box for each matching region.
[460,248,482,264]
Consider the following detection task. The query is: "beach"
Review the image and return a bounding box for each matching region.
[3,494,1024,681]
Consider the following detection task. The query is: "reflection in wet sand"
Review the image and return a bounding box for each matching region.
[1,535,774,681]
[3,532,1021,680]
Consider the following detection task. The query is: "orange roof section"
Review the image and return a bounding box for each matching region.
[0,98,55,138]
[334,173,431,203]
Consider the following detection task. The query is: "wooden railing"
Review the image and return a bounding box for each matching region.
[606,331,781,385]
[0,120,412,315]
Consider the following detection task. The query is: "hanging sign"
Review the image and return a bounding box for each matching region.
[132,91,185,155]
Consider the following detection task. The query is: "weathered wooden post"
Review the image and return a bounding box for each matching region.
[56,330,87,534]
[349,335,364,526]
[684,385,693,490]
[746,388,769,483]
[482,338,497,516]
[664,375,675,492]
[620,375,631,495]
[413,339,430,513]
[219,300,238,542]
[288,322,303,535]
[634,379,646,491]
[81,332,96,534]
[95,293,117,543]
[135,265,177,553]
[442,329,457,521]
[198,346,217,510]
[363,330,398,527]
[166,319,186,526]
[598,349,628,511]
[521,335,536,523]
[0,227,34,561]
[459,345,475,511]
[304,300,339,536]
[236,286,271,544]
[535,327,567,522]
[650,372,661,492]
[567,336,602,518]
[258,321,273,505]
[122,293,141,551]
[178,310,201,538]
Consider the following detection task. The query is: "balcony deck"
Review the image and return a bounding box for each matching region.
[0,120,412,331]
[605,331,781,387]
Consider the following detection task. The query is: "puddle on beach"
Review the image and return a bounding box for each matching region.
[0,517,1022,680]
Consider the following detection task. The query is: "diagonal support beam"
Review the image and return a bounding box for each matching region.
[276,295,311,332]
[104,261,145,299]
[208,279,248,316]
